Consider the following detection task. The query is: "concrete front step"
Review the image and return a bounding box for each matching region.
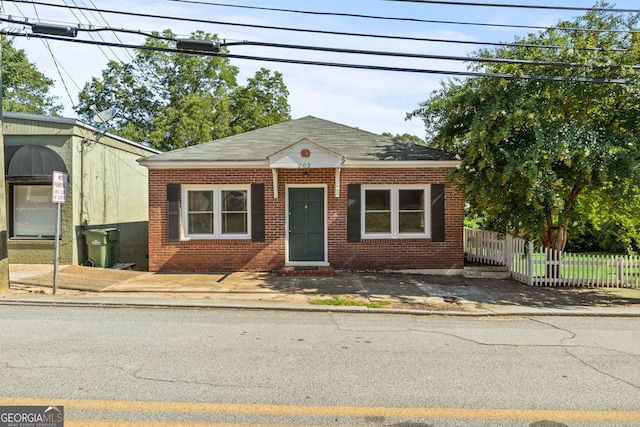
[463,265,511,279]
[278,266,335,277]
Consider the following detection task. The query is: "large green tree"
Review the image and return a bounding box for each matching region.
[75,30,290,151]
[410,4,640,251]
[1,36,63,115]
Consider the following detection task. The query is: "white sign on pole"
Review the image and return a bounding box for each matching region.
[52,171,67,295]
[52,171,68,203]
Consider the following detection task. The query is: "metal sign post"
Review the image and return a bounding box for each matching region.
[52,171,67,295]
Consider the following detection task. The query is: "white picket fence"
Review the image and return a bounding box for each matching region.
[464,227,640,288]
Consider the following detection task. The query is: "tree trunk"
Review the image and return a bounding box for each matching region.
[540,184,581,281]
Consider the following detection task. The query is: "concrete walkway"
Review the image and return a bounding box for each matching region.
[2,264,640,316]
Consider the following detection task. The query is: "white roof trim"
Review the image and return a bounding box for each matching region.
[344,160,461,168]
[268,138,345,169]
[140,159,460,169]
[140,161,268,169]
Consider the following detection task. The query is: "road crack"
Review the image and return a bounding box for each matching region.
[530,318,640,390]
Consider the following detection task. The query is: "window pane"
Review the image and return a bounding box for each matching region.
[222,190,247,212]
[399,212,424,233]
[222,213,247,234]
[399,190,424,211]
[222,190,247,234]
[14,185,56,238]
[188,213,213,234]
[365,212,391,233]
[399,190,425,233]
[188,190,214,235]
[188,191,213,212]
[365,190,390,210]
[364,190,391,234]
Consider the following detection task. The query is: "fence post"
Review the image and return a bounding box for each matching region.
[617,256,623,287]
[527,241,534,286]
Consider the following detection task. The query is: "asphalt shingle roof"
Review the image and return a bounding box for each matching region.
[140,116,456,163]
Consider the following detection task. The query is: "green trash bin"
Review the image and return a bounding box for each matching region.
[83,228,119,268]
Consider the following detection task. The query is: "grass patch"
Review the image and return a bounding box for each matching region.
[309,296,392,309]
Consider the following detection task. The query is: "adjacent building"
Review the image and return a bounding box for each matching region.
[3,112,159,269]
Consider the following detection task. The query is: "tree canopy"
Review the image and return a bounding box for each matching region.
[409,4,640,251]
[75,30,291,151]
[1,36,63,115]
[382,132,425,145]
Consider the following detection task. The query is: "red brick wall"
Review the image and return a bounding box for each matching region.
[147,167,464,272]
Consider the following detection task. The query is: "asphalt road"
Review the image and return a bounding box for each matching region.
[1,306,639,426]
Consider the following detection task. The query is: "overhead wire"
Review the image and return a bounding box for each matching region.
[64,0,128,64]
[383,0,640,13]
[78,0,135,62]
[29,1,79,106]
[3,14,637,71]
[1,0,80,107]
[162,0,640,35]
[73,0,166,92]
[5,0,633,52]
[1,31,632,84]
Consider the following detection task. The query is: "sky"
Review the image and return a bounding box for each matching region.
[2,0,639,140]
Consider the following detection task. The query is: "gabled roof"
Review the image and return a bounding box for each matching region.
[139,116,457,167]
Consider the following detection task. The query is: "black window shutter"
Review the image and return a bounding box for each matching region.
[166,183,181,242]
[251,183,265,242]
[347,184,361,242]
[431,184,446,242]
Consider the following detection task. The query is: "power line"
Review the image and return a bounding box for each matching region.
[384,0,640,13]
[3,15,636,69]
[226,40,640,70]
[162,0,640,34]
[21,0,81,105]
[2,31,632,84]
[5,0,632,52]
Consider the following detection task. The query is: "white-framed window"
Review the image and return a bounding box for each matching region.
[13,184,56,239]
[182,185,250,239]
[362,185,430,239]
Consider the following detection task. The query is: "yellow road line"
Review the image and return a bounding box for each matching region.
[71,421,383,427]
[67,421,336,427]
[1,397,639,422]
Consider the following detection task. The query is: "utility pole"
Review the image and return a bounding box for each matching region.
[0,34,8,291]
[0,24,77,291]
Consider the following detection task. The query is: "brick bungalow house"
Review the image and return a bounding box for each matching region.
[139,116,464,274]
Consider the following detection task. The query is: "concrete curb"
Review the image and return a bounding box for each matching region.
[2,294,640,317]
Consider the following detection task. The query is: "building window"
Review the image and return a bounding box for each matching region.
[364,189,391,233]
[13,184,56,239]
[183,186,249,239]
[363,186,430,238]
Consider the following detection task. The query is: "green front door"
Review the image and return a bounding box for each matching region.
[288,188,325,262]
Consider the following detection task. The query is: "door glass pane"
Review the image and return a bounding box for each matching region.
[365,190,391,233]
[399,189,424,233]
[14,185,56,238]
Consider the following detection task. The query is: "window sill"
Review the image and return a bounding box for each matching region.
[181,236,251,242]
[362,234,430,240]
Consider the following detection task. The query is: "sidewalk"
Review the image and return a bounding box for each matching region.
[2,264,640,316]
